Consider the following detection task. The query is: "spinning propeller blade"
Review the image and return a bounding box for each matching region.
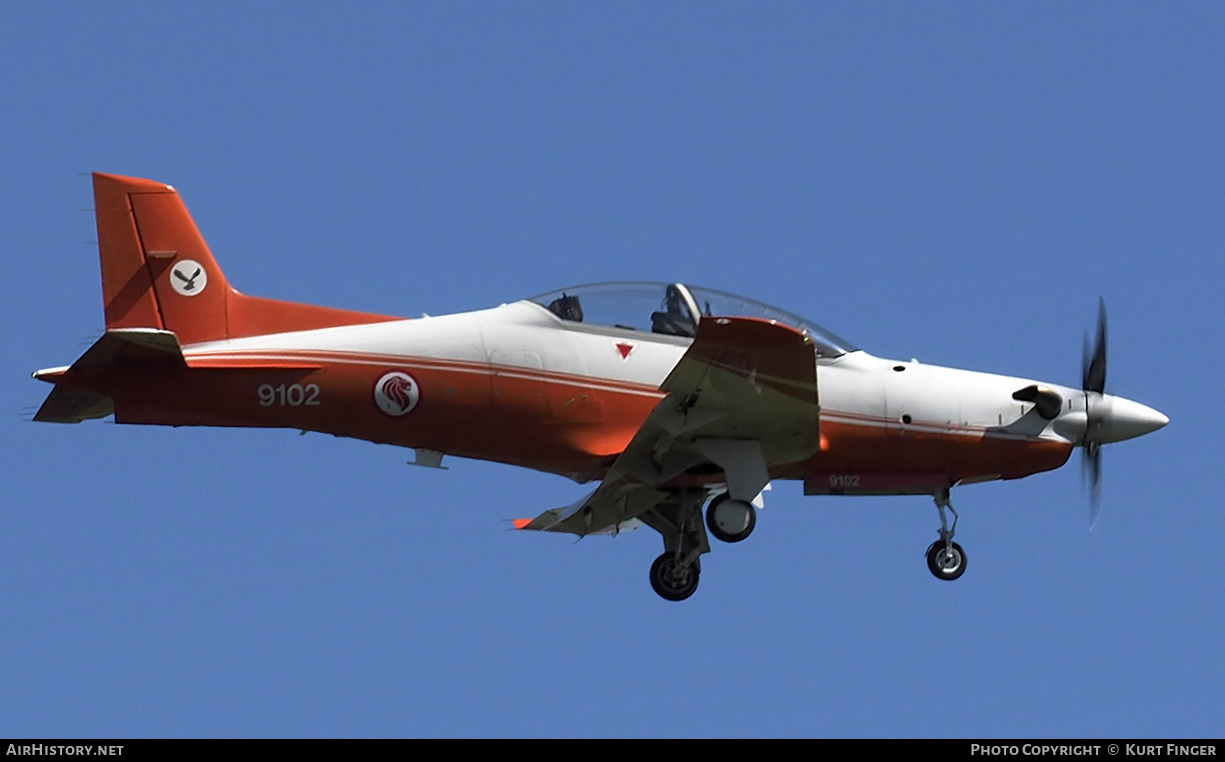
[1080,299,1107,530]
[1082,298,1107,395]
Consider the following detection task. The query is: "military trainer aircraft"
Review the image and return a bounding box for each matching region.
[32,173,1168,601]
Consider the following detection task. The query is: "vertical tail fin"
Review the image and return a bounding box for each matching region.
[93,173,395,346]
[95,173,229,344]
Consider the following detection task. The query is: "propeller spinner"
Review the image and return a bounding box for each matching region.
[1075,299,1168,528]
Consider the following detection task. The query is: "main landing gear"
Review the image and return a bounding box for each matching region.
[641,491,713,602]
[649,552,700,602]
[926,488,967,581]
[704,493,756,543]
[642,491,760,601]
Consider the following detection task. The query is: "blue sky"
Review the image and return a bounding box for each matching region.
[3,3,1221,738]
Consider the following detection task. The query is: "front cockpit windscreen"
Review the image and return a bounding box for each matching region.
[527,282,857,358]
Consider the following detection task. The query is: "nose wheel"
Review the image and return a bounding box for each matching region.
[926,489,967,581]
[926,539,967,580]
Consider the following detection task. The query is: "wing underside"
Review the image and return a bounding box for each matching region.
[518,316,819,536]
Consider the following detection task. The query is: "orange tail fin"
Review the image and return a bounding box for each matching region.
[94,172,396,345]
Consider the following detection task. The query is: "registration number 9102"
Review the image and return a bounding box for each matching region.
[258,383,320,407]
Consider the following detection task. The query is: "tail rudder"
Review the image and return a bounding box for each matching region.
[95,172,235,344]
[93,172,395,346]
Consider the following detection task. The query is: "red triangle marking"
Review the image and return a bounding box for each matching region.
[615,342,634,360]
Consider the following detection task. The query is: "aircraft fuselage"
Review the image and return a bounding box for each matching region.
[39,299,1096,493]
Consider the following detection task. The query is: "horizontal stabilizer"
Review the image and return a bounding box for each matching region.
[33,386,113,423]
[34,329,323,378]
[30,329,185,423]
[31,328,326,425]
[65,328,186,378]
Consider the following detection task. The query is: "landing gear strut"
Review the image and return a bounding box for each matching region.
[640,491,710,602]
[926,489,967,581]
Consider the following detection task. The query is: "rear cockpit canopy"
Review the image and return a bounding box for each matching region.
[527,282,856,358]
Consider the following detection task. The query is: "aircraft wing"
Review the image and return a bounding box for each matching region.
[517,317,819,536]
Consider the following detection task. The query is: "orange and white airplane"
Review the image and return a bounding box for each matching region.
[33,173,1168,601]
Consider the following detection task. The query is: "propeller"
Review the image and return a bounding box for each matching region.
[1018,298,1164,527]
[1080,298,1108,529]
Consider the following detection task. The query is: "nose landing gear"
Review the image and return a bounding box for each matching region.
[926,489,967,581]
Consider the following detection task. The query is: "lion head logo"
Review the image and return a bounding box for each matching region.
[373,371,420,416]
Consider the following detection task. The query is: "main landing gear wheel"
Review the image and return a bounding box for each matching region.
[926,539,967,581]
[705,494,756,543]
[649,553,700,601]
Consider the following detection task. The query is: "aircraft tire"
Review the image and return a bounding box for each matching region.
[925,539,967,581]
[649,553,700,601]
[705,495,756,543]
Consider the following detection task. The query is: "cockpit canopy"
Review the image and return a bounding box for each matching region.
[528,282,857,358]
